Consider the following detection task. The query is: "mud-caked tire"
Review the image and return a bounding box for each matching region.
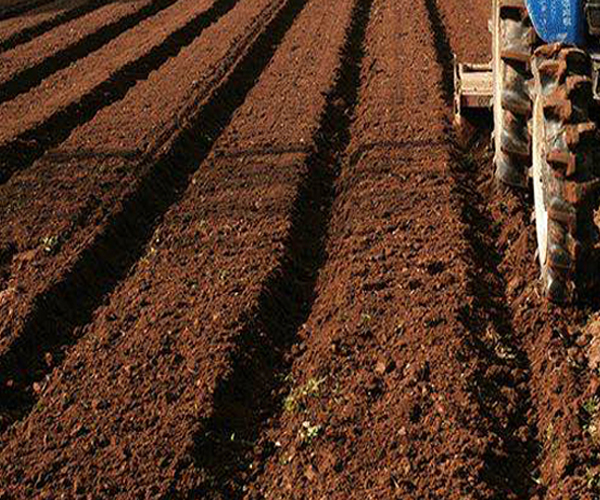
[493,0,535,187]
[531,44,600,302]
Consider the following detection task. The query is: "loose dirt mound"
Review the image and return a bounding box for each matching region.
[0,0,599,497]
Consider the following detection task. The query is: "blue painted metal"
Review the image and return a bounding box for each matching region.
[525,0,585,44]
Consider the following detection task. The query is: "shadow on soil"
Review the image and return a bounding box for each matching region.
[187,0,374,497]
[0,0,302,433]
[0,0,241,183]
[0,0,143,53]
[423,0,542,496]
[0,0,139,21]
[450,124,542,498]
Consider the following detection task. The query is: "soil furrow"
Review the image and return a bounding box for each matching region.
[0,0,242,184]
[0,0,286,431]
[0,0,88,46]
[0,0,176,104]
[1,0,597,496]
[242,0,521,497]
[467,84,600,500]
[448,136,541,497]
[453,116,599,499]
[0,0,358,495]
[426,0,541,495]
[0,0,106,53]
[433,0,600,497]
[431,0,489,64]
[190,0,372,497]
[0,0,61,21]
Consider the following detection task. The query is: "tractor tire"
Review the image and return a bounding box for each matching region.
[531,44,600,302]
[493,0,535,187]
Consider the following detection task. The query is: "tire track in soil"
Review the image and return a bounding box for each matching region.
[0,0,109,54]
[0,0,177,104]
[0,0,299,436]
[188,0,372,497]
[466,70,600,500]
[452,108,599,497]
[0,0,354,495]
[0,0,240,185]
[448,136,541,497]
[433,0,600,497]
[435,0,600,496]
[424,0,541,496]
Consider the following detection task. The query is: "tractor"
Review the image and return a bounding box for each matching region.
[455,0,600,303]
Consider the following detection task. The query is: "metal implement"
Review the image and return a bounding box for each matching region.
[453,61,492,125]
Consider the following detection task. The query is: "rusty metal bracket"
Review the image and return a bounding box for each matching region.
[590,51,600,101]
[453,57,493,124]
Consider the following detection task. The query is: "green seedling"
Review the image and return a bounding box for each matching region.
[546,423,560,457]
[283,377,326,413]
[587,467,600,492]
[589,419,600,447]
[584,396,600,418]
[41,235,60,254]
[581,397,600,447]
[300,421,322,443]
[360,313,373,325]
[462,152,477,170]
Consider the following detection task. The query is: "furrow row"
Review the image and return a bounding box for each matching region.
[0,0,360,495]
[436,0,600,496]
[0,0,176,104]
[242,0,520,498]
[0,0,285,430]
[0,0,61,22]
[428,0,542,496]
[0,0,106,54]
[189,0,372,495]
[0,0,242,184]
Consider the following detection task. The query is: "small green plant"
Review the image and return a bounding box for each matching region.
[584,396,600,418]
[360,313,372,325]
[300,421,322,443]
[283,377,326,413]
[586,467,600,492]
[545,423,554,443]
[546,423,560,457]
[462,152,477,170]
[581,397,600,447]
[589,419,600,447]
[41,235,60,254]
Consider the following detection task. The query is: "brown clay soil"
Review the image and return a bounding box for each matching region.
[1,0,600,498]
[0,0,93,52]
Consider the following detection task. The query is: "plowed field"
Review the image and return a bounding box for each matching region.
[1,0,600,498]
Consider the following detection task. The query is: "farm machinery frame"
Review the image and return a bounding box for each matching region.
[455,0,600,302]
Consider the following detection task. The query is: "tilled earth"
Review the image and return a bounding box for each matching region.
[1,0,600,498]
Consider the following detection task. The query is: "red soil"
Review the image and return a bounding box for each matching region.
[0,0,91,49]
[0,0,285,424]
[0,0,216,144]
[0,0,356,496]
[0,0,153,86]
[1,0,600,497]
